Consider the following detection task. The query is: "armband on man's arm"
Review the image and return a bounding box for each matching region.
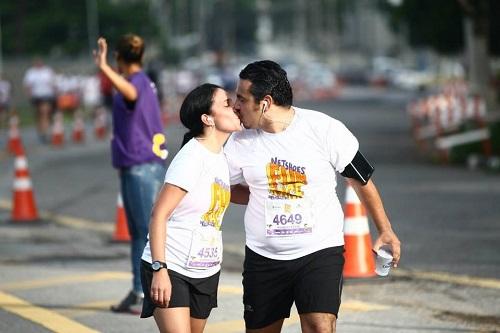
[230,184,250,205]
[340,151,374,185]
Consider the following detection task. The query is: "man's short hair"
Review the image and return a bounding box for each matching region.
[239,60,293,107]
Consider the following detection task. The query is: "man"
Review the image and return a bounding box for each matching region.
[225,60,401,333]
[23,58,57,143]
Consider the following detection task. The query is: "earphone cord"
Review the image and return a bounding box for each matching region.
[258,108,295,130]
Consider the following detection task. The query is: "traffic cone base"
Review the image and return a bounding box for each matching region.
[72,112,86,143]
[11,156,39,223]
[343,183,376,278]
[112,193,131,242]
[344,235,376,278]
[94,108,108,140]
[52,112,65,147]
[7,115,25,156]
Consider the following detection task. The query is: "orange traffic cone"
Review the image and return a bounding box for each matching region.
[11,155,39,223]
[72,111,86,143]
[51,112,65,147]
[7,115,25,156]
[343,183,376,278]
[94,107,107,140]
[112,192,131,242]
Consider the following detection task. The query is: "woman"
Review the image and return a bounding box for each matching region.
[93,34,166,313]
[140,83,241,332]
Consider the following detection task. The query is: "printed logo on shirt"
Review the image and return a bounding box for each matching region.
[266,157,307,199]
[152,133,168,159]
[200,178,230,230]
[150,82,158,95]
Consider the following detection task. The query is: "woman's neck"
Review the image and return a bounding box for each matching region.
[122,63,142,77]
[197,131,230,154]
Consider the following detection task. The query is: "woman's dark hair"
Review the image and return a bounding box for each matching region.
[180,83,222,147]
[115,34,144,65]
[239,60,293,107]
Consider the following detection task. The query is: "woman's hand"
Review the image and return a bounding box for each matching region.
[93,37,108,69]
[150,269,172,308]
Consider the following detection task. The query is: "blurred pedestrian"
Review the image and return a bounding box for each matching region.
[93,34,166,314]
[225,60,401,333]
[0,75,11,134]
[22,58,56,143]
[55,73,80,114]
[140,83,241,332]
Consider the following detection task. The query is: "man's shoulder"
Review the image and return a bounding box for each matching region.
[295,106,335,121]
[294,106,340,131]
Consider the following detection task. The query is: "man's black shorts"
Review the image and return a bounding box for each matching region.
[140,260,219,319]
[243,246,344,330]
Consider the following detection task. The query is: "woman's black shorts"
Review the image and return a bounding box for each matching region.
[140,260,220,319]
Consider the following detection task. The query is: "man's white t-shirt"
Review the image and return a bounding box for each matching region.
[23,66,56,98]
[142,139,231,278]
[224,107,359,260]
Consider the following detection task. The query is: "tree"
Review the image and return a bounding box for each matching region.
[380,0,500,106]
[0,0,158,56]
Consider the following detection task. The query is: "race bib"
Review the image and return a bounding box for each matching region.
[265,199,313,237]
[187,228,222,268]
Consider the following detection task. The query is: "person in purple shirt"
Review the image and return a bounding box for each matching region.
[94,33,166,314]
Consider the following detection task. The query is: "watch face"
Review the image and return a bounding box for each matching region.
[152,262,161,271]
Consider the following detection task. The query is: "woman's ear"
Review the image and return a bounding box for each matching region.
[202,114,215,126]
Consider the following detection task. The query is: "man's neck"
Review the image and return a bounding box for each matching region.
[260,106,294,133]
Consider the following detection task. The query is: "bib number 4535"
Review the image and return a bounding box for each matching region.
[197,247,218,258]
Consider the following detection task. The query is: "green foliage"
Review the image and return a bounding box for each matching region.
[233,0,257,54]
[380,0,464,55]
[0,0,158,56]
[489,1,500,56]
[379,0,500,56]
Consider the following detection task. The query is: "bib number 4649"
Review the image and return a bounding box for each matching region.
[273,213,302,225]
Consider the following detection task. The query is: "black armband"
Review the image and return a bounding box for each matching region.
[340,151,374,185]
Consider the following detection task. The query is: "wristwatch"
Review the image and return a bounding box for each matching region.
[151,260,168,272]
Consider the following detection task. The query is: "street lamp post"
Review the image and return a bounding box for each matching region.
[0,15,3,76]
[86,0,99,54]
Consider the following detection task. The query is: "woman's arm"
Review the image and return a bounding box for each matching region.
[93,37,138,102]
[148,183,187,307]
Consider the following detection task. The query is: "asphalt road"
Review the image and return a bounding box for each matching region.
[1,86,499,332]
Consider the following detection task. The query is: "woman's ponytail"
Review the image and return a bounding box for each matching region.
[181,130,195,148]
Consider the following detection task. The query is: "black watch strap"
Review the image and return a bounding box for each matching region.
[151,260,168,272]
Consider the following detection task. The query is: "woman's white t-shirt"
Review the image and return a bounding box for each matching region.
[224,107,359,260]
[142,138,231,278]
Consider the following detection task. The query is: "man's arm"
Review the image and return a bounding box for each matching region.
[230,184,249,205]
[347,178,401,267]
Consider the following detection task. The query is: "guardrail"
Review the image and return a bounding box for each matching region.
[407,91,500,165]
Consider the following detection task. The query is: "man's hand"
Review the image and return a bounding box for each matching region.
[373,229,401,267]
